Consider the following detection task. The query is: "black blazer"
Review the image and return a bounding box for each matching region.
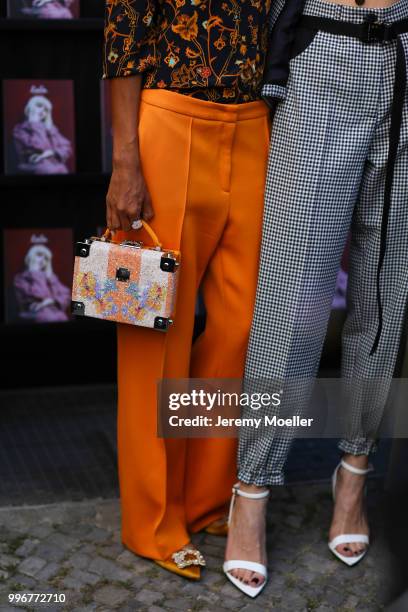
[262,0,305,109]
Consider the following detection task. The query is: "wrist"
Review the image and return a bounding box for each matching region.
[113,137,140,168]
[112,160,141,175]
[113,154,141,172]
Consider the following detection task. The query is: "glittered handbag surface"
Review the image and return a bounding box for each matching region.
[71,222,180,331]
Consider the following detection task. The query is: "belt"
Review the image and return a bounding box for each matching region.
[299,14,408,355]
[299,14,408,44]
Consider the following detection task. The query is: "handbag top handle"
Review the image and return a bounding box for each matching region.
[102,220,162,249]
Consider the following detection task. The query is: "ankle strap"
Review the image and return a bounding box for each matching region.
[232,484,269,499]
[340,459,374,476]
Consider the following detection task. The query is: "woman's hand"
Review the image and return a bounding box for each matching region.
[29,150,54,164]
[106,153,154,232]
[29,298,54,313]
[29,153,41,164]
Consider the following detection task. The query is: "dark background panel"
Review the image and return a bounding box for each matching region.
[0,25,105,172]
[0,178,114,388]
[0,3,113,389]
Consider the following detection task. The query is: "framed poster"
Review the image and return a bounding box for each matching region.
[3,79,76,175]
[3,229,73,324]
[7,0,80,19]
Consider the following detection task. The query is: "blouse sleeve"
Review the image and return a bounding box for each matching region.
[49,127,72,163]
[13,271,48,305]
[103,0,157,79]
[13,123,36,152]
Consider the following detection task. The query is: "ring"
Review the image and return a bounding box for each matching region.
[131,219,143,230]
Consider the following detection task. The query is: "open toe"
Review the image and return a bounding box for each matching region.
[223,483,269,598]
[328,459,373,567]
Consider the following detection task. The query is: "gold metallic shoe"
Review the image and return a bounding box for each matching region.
[204,516,228,537]
[154,545,206,580]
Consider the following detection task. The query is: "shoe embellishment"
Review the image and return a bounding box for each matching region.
[171,548,206,569]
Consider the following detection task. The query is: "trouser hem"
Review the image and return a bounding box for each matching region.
[338,439,378,456]
[237,470,285,486]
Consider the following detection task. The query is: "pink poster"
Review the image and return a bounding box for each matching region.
[3,228,73,324]
[3,79,76,175]
[7,0,80,19]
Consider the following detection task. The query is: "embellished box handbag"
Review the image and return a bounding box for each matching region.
[71,221,180,331]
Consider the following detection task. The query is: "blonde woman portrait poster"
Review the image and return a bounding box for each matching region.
[3,80,76,175]
[7,0,80,19]
[3,228,73,324]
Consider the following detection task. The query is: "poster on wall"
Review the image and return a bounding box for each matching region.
[100,80,112,173]
[2,79,76,175]
[3,229,73,324]
[7,0,80,19]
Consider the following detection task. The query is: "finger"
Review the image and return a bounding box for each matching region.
[106,201,112,230]
[142,192,154,221]
[118,210,132,232]
[109,208,121,231]
[106,193,117,229]
[125,214,134,232]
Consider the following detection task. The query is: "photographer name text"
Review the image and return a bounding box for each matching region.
[167,415,314,428]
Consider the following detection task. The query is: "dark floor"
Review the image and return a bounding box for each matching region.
[0,384,392,506]
[0,385,118,505]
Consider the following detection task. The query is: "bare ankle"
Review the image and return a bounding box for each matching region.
[342,454,369,469]
[238,482,269,494]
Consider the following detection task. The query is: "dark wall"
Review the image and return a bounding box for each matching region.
[0,1,116,389]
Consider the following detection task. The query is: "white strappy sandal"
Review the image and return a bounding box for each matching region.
[328,459,373,567]
[223,483,269,598]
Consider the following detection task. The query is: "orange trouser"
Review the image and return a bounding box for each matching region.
[114,89,270,561]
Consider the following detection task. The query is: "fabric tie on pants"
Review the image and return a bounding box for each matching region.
[373,34,407,354]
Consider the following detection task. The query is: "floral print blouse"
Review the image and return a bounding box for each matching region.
[103,0,271,104]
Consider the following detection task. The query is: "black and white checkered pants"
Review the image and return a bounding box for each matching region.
[238,0,408,486]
